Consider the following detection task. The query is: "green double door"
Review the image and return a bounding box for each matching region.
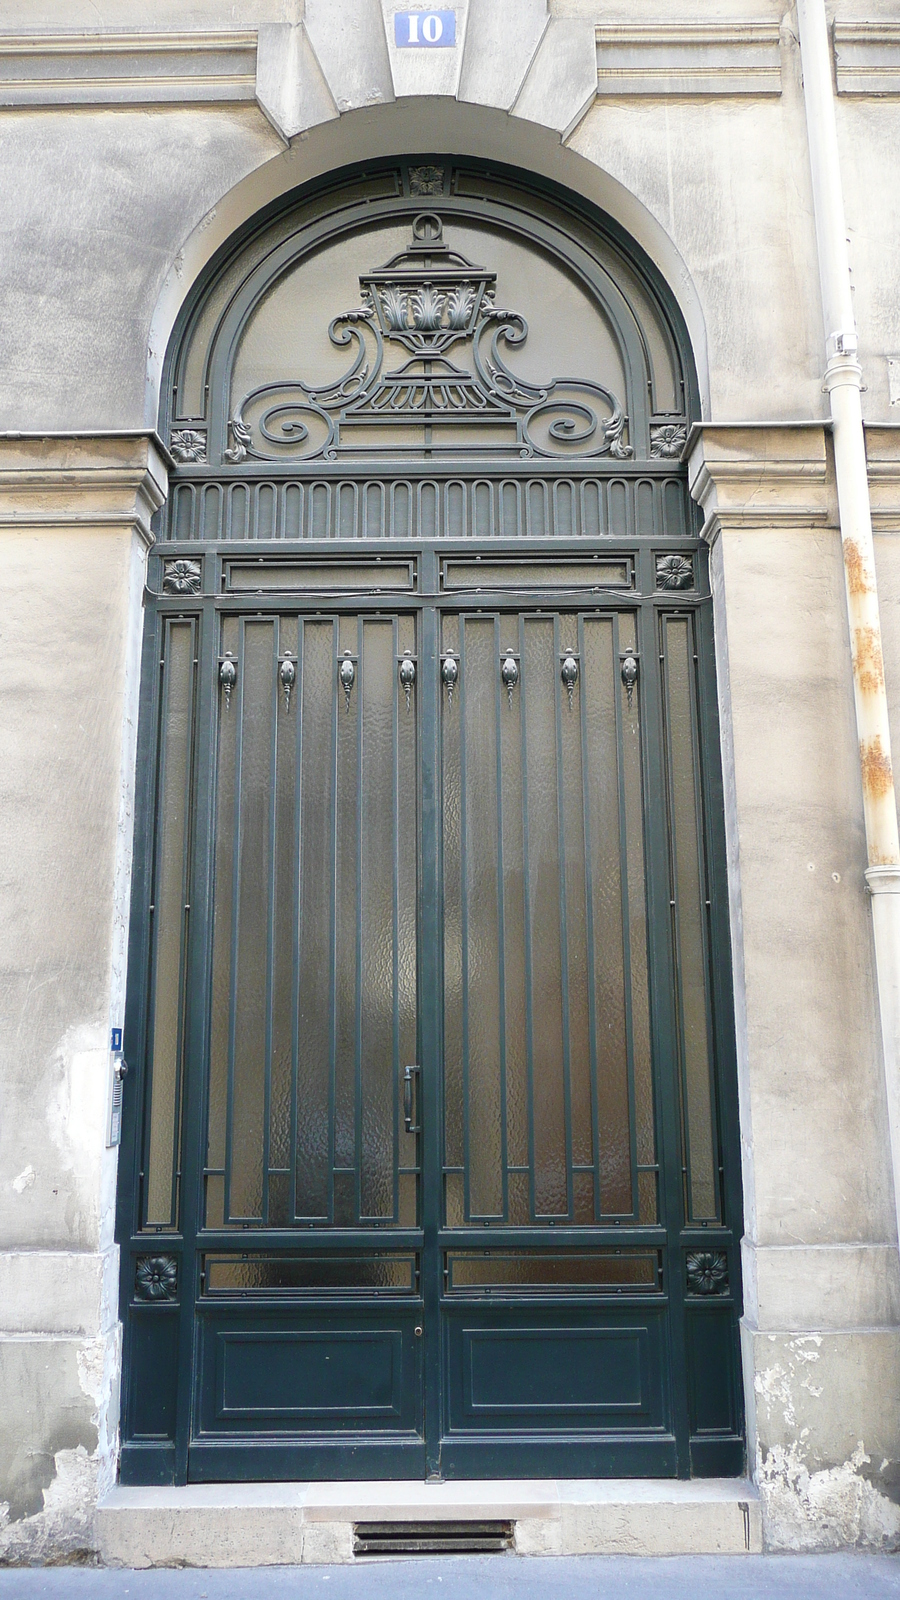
[122,550,743,1484]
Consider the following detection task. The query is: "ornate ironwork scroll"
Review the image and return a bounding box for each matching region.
[222,214,633,466]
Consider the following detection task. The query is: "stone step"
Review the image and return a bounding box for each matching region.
[98,1478,762,1567]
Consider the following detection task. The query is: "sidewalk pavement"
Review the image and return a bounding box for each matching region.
[0,1555,898,1599]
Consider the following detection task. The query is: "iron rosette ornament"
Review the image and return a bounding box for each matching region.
[220,214,634,466]
[134,1254,178,1302]
[685,1249,729,1296]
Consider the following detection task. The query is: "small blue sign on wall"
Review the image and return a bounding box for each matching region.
[394,11,457,48]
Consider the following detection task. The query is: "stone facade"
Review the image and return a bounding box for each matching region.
[1,0,899,1561]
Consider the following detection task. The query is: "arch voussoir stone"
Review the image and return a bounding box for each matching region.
[254,1,598,146]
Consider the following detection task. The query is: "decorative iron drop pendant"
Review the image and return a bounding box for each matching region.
[399,651,416,713]
[339,652,356,712]
[561,652,579,710]
[501,650,519,709]
[219,651,237,711]
[441,655,459,707]
[279,654,296,713]
[621,653,639,708]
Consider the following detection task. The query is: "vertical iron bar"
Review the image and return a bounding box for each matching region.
[612,611,641,1220]
[354,613,365,1220]
[223,619,245,1223]
[327,617,340,1226]
[695,580,742,1227]
[262,620,278,1224]
[392,613,401,1223]
[141,624,171,1228]
[493,612,510,1222]
[171,623,198,1230]
[459,615,471,1223]
[519,611,537,1222]
[577,610,603,1222]
[641,598,692,1476]
[172,596,218,1483]
[290,618,304,1220]
[553,612,575,1221]
[660,614,694,1218]
[685,609,722,1223]
[420,602,442,1476]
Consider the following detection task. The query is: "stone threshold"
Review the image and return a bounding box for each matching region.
[98,1477,762,1566]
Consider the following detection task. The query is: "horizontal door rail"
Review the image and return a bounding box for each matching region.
[163,471,691,544]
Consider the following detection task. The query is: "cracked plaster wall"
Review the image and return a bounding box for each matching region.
[0,514,146,1562]
[747,1331,900,1549]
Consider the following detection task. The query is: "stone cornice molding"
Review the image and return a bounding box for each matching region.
[0,433,168,544]
[0,12,791,124]
[0,31,258,107]
[865,425,900,530]
[595,22,783,98]
[686,422,833,542]
[834,22,900,97]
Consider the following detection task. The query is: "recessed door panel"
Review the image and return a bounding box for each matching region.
[462,1325,649,1416]
[440,610,656,1232]
[205,613,419,1233]
[200,1323,418,1426]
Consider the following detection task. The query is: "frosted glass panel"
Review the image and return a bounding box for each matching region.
[522,617,568,1219]
[582,617,631,1217]
[229,622,274,1220]
[442,609,653,1228]
[295,620,334,1219]
[359,619,400,1220]
[146,621,194,1229]
[206,611,419,1231]
[664,616,718,1222]
[461,618,503,1219]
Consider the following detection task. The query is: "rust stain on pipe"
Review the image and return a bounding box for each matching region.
[853,625,886,696]
[844,537,875,597]
[861,734,894,799]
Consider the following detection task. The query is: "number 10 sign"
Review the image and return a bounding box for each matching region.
[394,11,457,48]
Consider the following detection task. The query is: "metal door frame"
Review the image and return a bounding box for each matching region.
[116,530,744,1485]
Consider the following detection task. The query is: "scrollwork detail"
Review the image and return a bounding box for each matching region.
[522,384,632,461]
[223,419,252,464]
[221,214,635,463]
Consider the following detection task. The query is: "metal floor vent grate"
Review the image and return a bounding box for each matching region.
[353,1520,515,1556]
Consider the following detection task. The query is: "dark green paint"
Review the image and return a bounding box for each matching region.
[116,161,744,1487]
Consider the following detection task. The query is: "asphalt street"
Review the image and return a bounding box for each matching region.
[0,1555,898,1599]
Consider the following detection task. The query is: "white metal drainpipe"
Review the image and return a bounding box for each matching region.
[797,0,900,1246]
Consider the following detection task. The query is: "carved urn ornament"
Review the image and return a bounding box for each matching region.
[219,213,633,465]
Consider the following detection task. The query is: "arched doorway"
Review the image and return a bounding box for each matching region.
[117,159,744,1485]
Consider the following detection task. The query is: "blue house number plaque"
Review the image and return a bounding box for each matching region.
[395,11,457,47]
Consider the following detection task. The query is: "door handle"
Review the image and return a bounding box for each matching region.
[403,1064,421,1134]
